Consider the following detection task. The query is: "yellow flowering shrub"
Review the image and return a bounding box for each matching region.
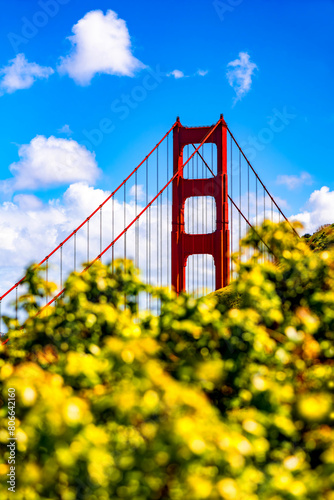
[0,221,334,499]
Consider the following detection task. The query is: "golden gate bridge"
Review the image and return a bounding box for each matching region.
[0,115,295,340]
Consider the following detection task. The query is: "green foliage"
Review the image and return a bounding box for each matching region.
[208,284,241,313]
[303,223,334,252]
[1,222,334,499]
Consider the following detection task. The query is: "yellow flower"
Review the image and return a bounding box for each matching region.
[284,456,301,471]
[218,478,238,499]
[297,393,332,421]
[0,464,9,476]
[63,398,89,424]
[1,364,13,379]
[189,438,206,454]
[22,387,37,406]
[189,476,212,498]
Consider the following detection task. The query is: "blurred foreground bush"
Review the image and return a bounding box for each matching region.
[1,222,334,499]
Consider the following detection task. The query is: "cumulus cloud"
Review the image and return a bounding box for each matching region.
[167,69,209,79]
[196,69,208,76]
[167,69,186,79]
[290,186,334,234]
[0,178,291,318]
[1,136,100,191]
[129,184,145,202]
[58,9,145,85]
[0,184,226,314]
[58,124,73,135]
[277,172,313,190]
[227,52,257,103]
[0,182,171,312]
[0,53,54,95]
[0,183,110,293]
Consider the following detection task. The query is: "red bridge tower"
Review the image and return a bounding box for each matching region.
[171,116,230,294]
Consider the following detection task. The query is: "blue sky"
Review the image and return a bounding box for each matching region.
[1,0,334,201]
[0,0,333,285]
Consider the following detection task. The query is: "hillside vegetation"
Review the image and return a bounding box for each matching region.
[1,221,334,499]
[214,223,334,311]
[303,223,334,252]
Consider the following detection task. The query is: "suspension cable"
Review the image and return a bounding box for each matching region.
[100,206,103,263]
[74,231,77,271]
[35,119,223,315]
[226,125,298,236]
[0,122,178,302]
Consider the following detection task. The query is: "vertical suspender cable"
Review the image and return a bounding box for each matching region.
[112,196,115,273]
[124,183,126,266]
[202,145,205,296]
[230,135,233,280]
[87,219,90,262]
[256,178,259,260]
[248,162,250,220]
[100,207,103,262]
[149,185,152,308]
[192,153,195,295]
[255,177,258,226]
[247,161,250,262]
[60,246,63,291]
[263,187,266,262]
[124,183,127,308]
[135,169,138,269]
[134,169,138,310]
[135,171,138,267]
[46,258,49,305]
[196,151,199,297]
[146,159,149,308]
[167,135,170,288]
[160,146,162,287]
[202,144,208,295]
[239,150,241,262]
[74,231,77,272]
[15,287,18,322]
[203,145,207,294]
[156,147,159,287]
[147,156,152,309]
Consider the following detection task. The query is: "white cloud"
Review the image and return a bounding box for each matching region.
[0,183,170,312]
[271,195,289,211]
[0,183,220,312]
[196,69,208,76]
[0,53,54,95]
[129,184,145,202]
[227,52,257,103]
[277,172,313,190]
[58,124,73,135]
[290,186,334,234]
[2,136,100,191]
[13,194,43,211]
[0,183,111,290]
[58,9,145,85]
[167,69,186,79]
[167,69,208,79]
[0,178,295,318]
